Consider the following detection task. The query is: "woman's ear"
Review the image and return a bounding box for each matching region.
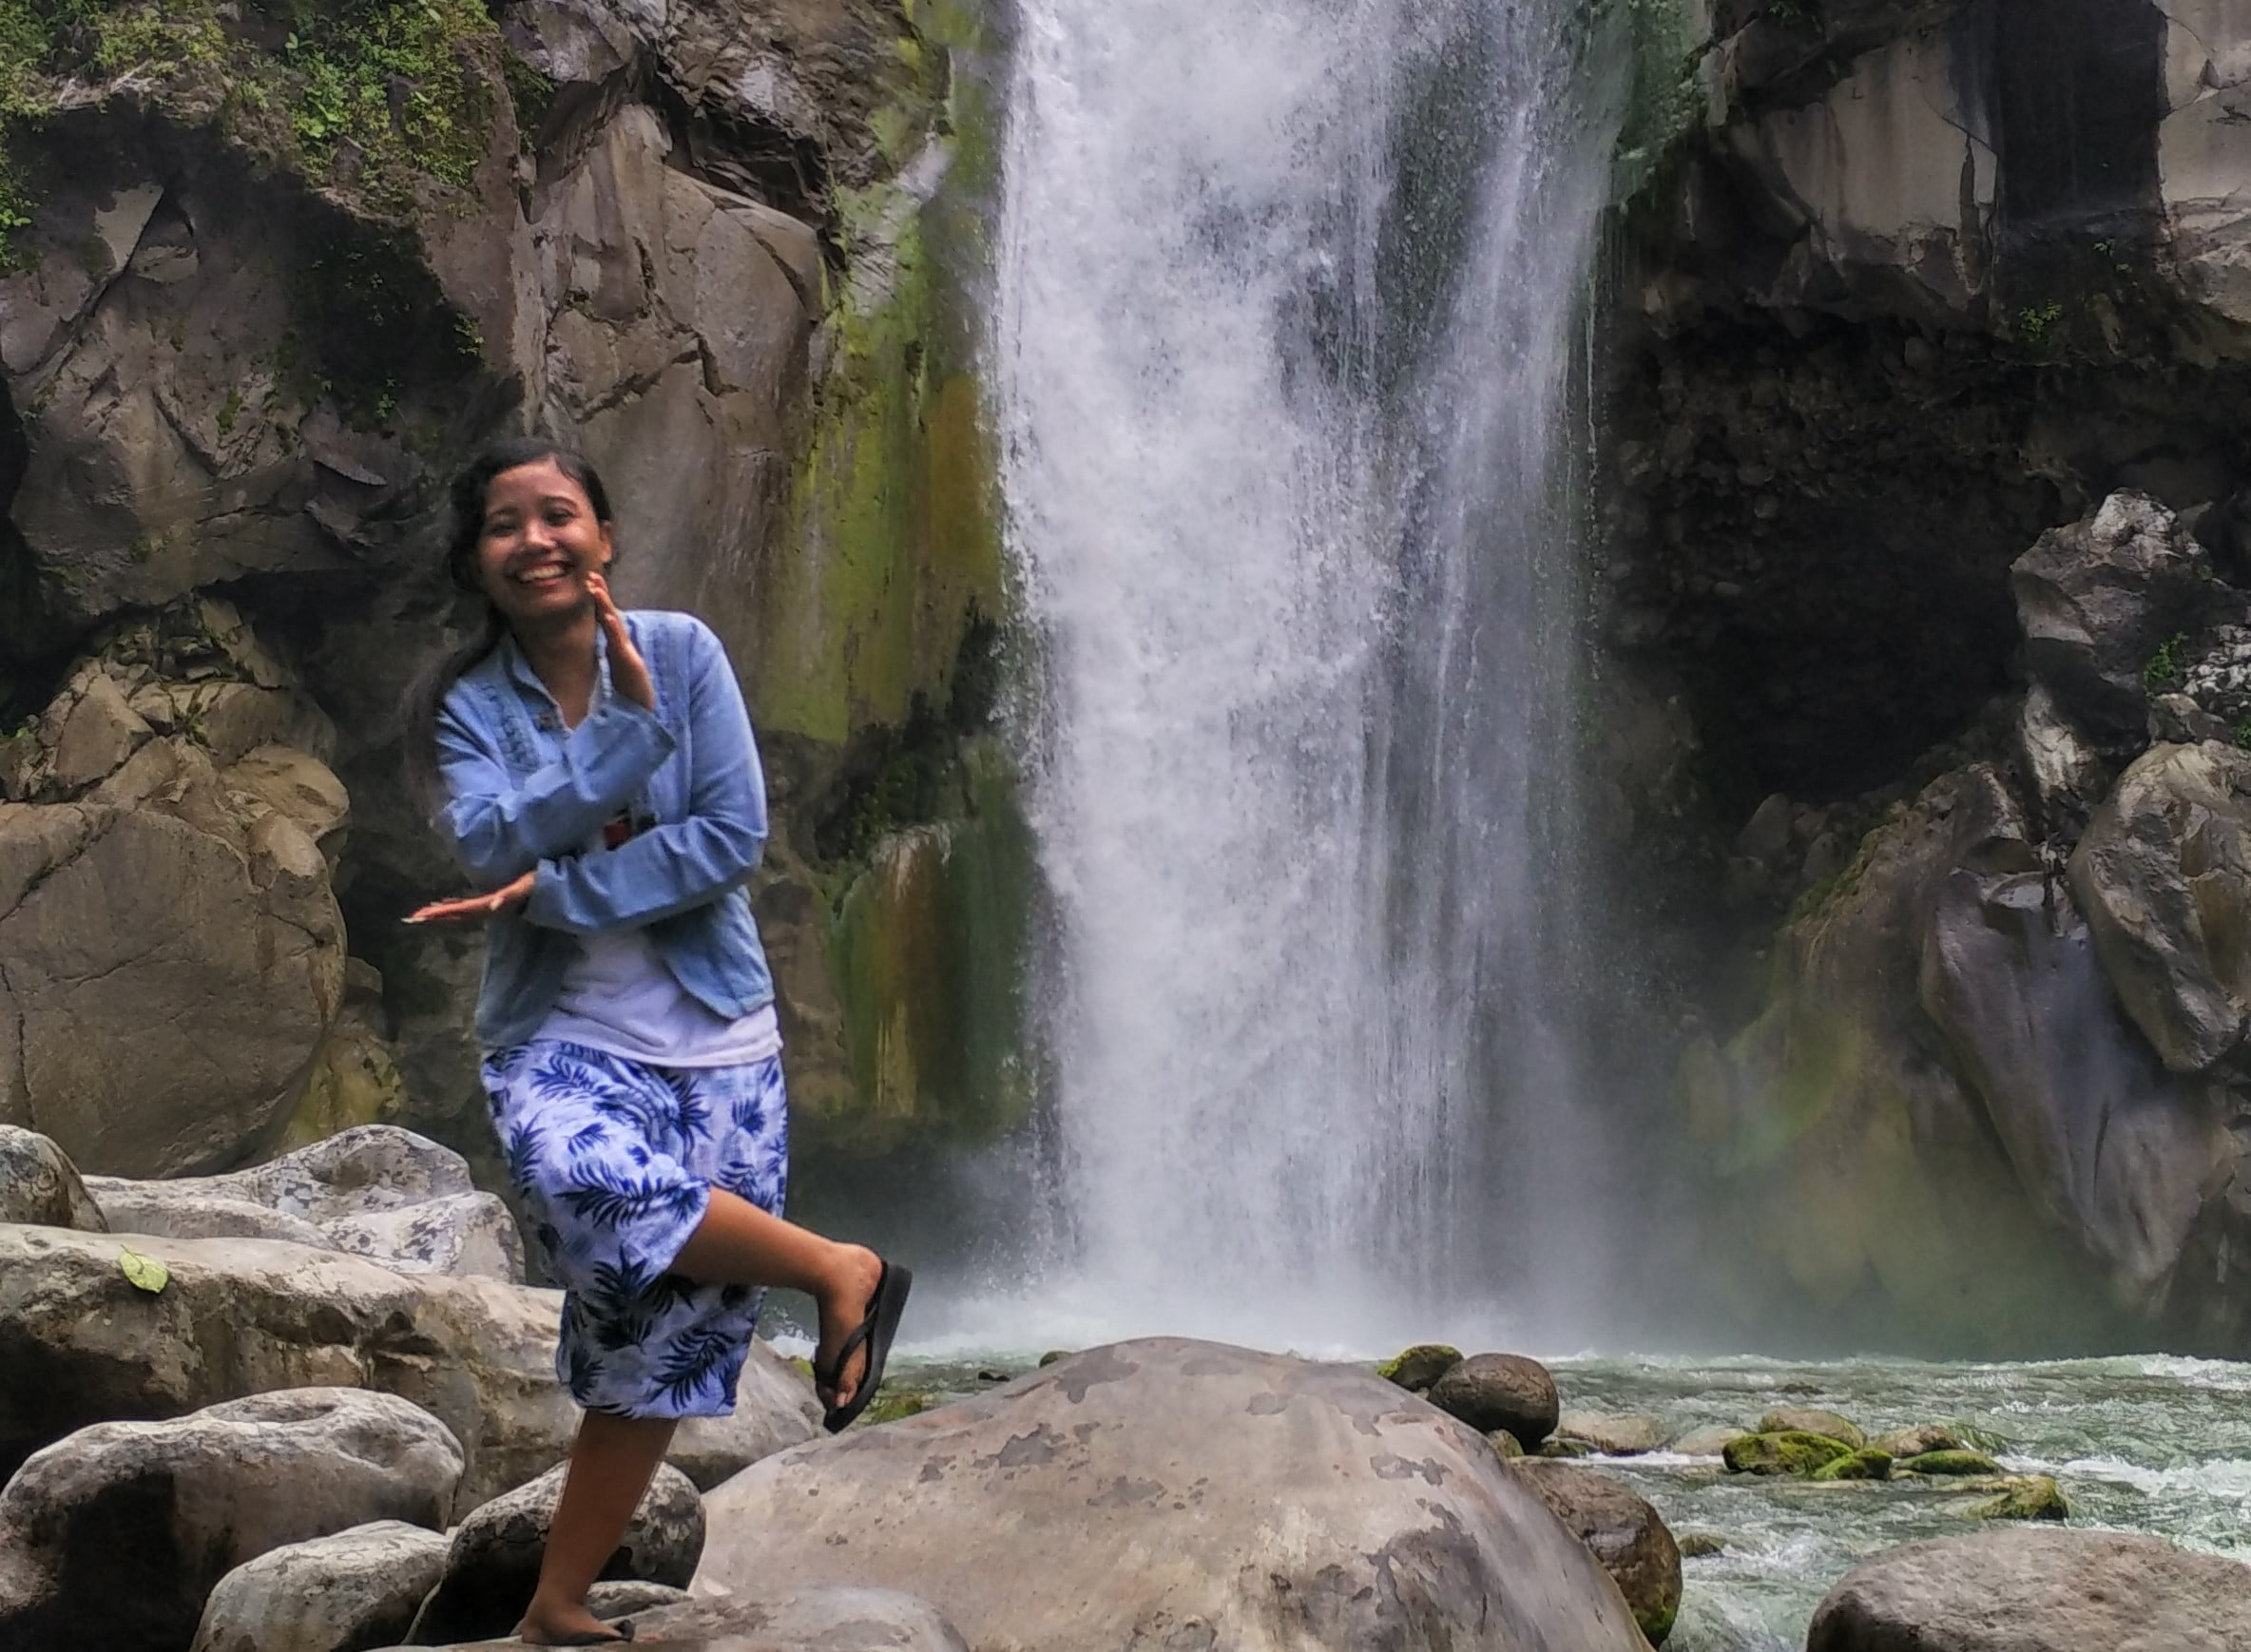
[596,522,616,568]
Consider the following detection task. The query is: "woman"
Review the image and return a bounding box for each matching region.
[405,435,911,1647]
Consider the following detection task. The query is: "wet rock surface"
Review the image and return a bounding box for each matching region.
[1806,1529,2251,1651]
[1508,1459,1683,1645]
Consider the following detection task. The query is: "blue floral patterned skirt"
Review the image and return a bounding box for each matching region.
[481,1039,789,1419]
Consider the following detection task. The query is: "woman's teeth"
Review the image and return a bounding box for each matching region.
[514,564,570,585]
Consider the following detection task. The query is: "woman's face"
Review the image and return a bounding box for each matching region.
[474,458,614,624]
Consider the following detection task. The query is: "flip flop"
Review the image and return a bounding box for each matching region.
[816,1259,914,1433]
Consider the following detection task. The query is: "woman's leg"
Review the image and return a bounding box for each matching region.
[671,1188,885,1408]
[517,1412,678,1645]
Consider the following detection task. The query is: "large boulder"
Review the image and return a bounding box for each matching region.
[1425,1352,1562,1447]
[1508,1459,1683,1646]
[388,1587,971,1651]
[0,1388,462,1650]
[86,1125,526,1282]
[2070,740,2251,1075]
[0,1125,106,1230]
[0,1224,819,1500]
[406,1462,703,1645]
[695,1338,1648,1651]
[2010,492,2210,744]
[191,1520,449,1652]
[1806,1529,2251,1651]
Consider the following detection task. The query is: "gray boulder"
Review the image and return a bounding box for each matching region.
[0,1125,106,1230]
[191,1520,449,1652]
[1555,1411,1669,1456]
[405,1462,703,1645]
[1509,1459,1683,1646]
[0,1224,819,1501]
[2010,491,2207,741]
[2070,740,2251,1074]
[0,1388,461,1650]
[1807,1528,2251,1650]
[87,1125,527,1282]
[1426,1352,1562,1447]
[1919,859,2223,1294]
[385,1587,970,1651]
[696,1338,1647,1651]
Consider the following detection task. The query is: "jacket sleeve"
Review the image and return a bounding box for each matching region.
[522,620,768,933]
[435,687,677,886]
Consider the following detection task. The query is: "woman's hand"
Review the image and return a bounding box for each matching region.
[406,869,535,925]
[585,570,656,712]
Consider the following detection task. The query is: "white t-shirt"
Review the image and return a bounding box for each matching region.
[537,926,781,1068]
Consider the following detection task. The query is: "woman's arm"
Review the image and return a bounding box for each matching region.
[434,688,676,887]
[520,620,768,933]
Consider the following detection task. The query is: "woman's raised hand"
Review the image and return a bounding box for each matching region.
[405,869,535,925]
[585,570,656,712]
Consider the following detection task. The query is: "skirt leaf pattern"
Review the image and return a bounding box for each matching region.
[483,1038,789,1419]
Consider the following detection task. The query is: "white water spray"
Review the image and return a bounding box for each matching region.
[991,0,1626,1351]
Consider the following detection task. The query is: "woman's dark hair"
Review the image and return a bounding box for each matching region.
[401,436,616,820]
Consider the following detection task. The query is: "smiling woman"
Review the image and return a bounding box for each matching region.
[399,435,913,1646]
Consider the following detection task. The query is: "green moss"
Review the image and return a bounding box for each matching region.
[858,1388,933,1426]
[2145,631,2188,694]
[1638,1600,1679,1643]
[1968,1474,2068,1521]
[1898,1449,2003,1477]
[1809,1448,1892,1482]
[1376,1343,1464,1392]
[1722,1431,1854,1476]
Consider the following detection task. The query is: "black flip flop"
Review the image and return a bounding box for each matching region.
[817,1259,914,1432]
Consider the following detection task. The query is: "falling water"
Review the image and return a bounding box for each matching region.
[991,0,1626,1350]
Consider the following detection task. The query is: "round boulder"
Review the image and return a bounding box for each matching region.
[0,1388,461,1650]
[405,1461,703,1644]
[1376,1343,1464,1393]
[1807,1529,2251,1651]
[1873,1424,1969,1459]
[1426,1352,1560,1447]
[1757,1407,1864,1448]
[191,1520,448,1652]
[1509,1459,1683,1645]
[696,1338,1647,1651]
[0,1125,106,1230]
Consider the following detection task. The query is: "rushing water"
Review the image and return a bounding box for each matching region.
[991,0,1626,1344]
[845,1346,2251,1650]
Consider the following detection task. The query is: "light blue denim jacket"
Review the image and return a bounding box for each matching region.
[433,608,774,1052]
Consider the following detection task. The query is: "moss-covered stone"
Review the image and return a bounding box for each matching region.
[273,1020,408,1153]
[1757,1408,1864,1449]
[1809,1448,1893,1482]
[1375,1343,1463,1393]
[1899,1449,2004,1477]
[858,1389,934,1426]
[1722,1431,1855,1477]
[1969,1474,2070,1521]
[1485,1430,1525,1460]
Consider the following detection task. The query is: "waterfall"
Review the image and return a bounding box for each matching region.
[990,0,1626,1351]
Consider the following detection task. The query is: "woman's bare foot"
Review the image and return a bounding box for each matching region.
[515,1596,629,1645]
[813,1243,886,1410]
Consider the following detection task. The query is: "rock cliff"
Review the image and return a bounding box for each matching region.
[1607,0,2251,1352]
[0,0,1029,1184]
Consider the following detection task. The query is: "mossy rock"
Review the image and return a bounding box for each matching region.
[1809,1448,1893,1482]
[1036,1349,1073,1368]
[1898,1449,2003,1477]
[859,1389,935,1426]
[1723,1431,1854,1476]
[1757,1408,1864,1449]
[1485,1430,1525,1460]
[1969,1473,2069,1521]
[1678,1532,1727,1558]
[1376,1343,1463,1392]
[1537,1437,1596,1459]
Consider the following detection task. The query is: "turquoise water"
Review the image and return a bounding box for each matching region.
[856,1347,2251,1650]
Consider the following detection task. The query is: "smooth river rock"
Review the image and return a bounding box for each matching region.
[0,1388,461,1650]
[191,1520,449,1652]
[407,1462,704,1645]
[0,1224,818,1500]
[0,1124,106,1230]
[1425,1351,1562,1447]
[1807,1528,2251,1651]
[86,1124,526,1282]
[1508,1458,1683,1645]
[695,1338,1646,1651]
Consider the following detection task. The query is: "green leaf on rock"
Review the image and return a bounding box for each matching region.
[119,1246,169,1294]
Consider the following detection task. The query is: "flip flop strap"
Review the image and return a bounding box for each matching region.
[818,1316,878,1388]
